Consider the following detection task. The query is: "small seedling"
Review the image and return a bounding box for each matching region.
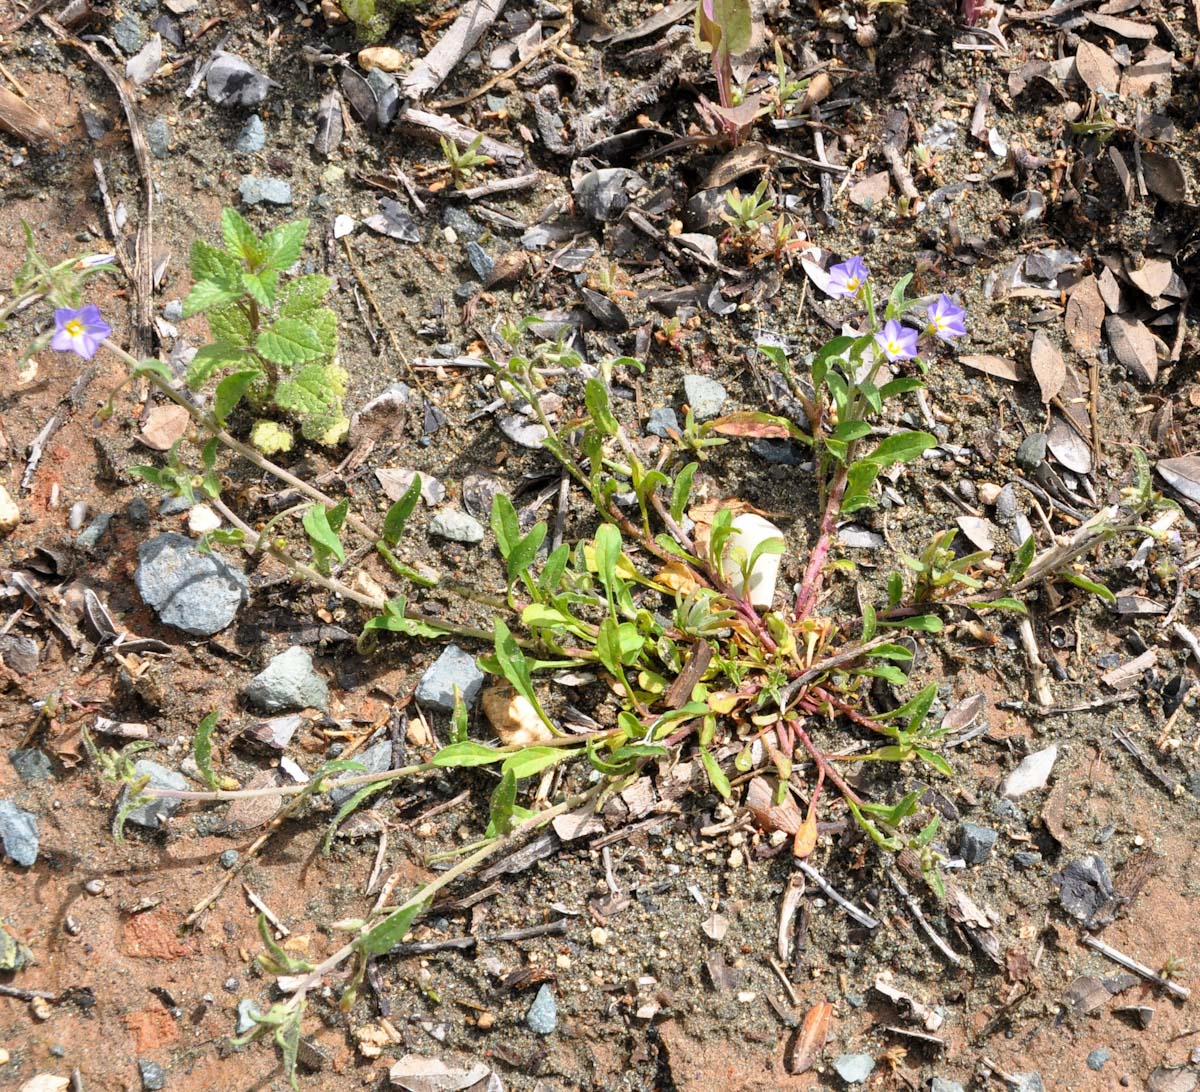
[440,134,493,188]
[721,180,777,237]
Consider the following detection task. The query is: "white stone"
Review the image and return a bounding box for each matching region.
[0,484,21,536]
[187,503,221,535]
[1001,743,1058,798]
[722,513,785,608]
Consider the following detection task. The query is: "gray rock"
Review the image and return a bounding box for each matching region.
[366,68,400,126]
[573,168,646,222]
[958,822,998,865]
[206,52,273,108]
[10,748,52,781]
[429,509,485,545]
[832,1053,875,1084]
[1016,433,1047,472]
[442,206,484,241]
[162,299,184,322]
[526,984,557,1034]
[0,799,39,866]
[145,117,171,158]
[416,645,484,713]
[235,998,262,1035]
[1055,855,1117,926]
[219,849,239,869]
[127,497,151,526]
[159,494,193,516]
[930,1081,965,1092]
[330,739,392,807]
[138,1059,166,1091]
[112,13,145,53]
[239,176,292,206]
[233,113,266,154]
[751,439,808,466]
[1013,850,1042,869]
[122,760,188,829]
[244,647,328,713]
[683,374,727,420]
[465,241,494,283]
[646,408,679,439]
[77,511,114,549]
[0,635,37,675]
[135,532,248,636]
[1087,1049,1109,1071]
[1011,1074,1044,1092]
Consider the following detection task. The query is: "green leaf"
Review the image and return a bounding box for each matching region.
[886,571,903,608]
[207,302,252,346]
[1060,570,1116,605]
[307,307,338,357]
[840,460,881,513]
[383,475,422,545]
[193,711,219,791]
[489,767,518,834]
[585,377,619,437]
[915,747,954,778]
[854,664,909,685]
[876,681,938,731]
[189,237,241,285]
[303,504,346,564]
[1008,534,1036,583]
[214,369,262,423]
[831,420,873,443]
[913,814,940,848]
[879,377,924,400]
[278,274,332,318]
[967,596,1027,614]
[491,619,553,733]
[501,746,574,780]
[885,273,914,319]
[861,603,877,641]
[865,642,914,661]
[594,524,622,608]
[538,544,570,595]
[261,218,310,273]
[864,430,936,467]
[187,341,252,388]
[490,493,520,560]
[359,901,425,956]
[671,462,698,523]
[359,597,447,641]
[433,740,506,767]
[256,318,325,366]
[508,522,547,586]
[595,616,625,678]
[241,268,278,310]
[274,362,341,420]
[881,613,943,633]
[182,277,242,318]
[221,207,260,264]
[699,747,731,801]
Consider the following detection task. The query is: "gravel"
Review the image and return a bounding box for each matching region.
[244,646,329,713]
[138,1059,167,1090]
[526,984,557,1034]
[239,176,293,206]
[832,1053,875,1084]
[235,999,262,1035]
[234,113,266,154]
[0,799,39,866]
[145,117,171,158]
[429,509,485,544]
[646,408,679,438]
[415,645,484,713]
[9,748,52,781]
[958,822,998,865]
[134,532,248,636]
[683,374,727,419]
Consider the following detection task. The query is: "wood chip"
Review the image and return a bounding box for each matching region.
[849,171,890,208]
[1029,330,1065,403]
[786,1000,833,1074]
[1101,648,1157,690]
[1156,456,1200,506]
[0,85,58,149]
[1074,40,1120,94]
[1065,275,1105,356]
[960,354,1023,382]
[1105,313,1159,384]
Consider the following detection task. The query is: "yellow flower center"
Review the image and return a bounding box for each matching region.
[65,319,84,337]
[887,339,902,354]
[845,276,860,291]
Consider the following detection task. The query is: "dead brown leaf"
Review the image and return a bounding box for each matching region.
[1074,40,1120,94]
[1105,313,1159,384]
[1064,275,1104,356]
[959,354,1023,382]
[1140,152,1189,205]
[1121,45,1172,99]
[745,775,802,835]
[0,85,58,149]
[1126,256,1173,299]
[1085,12,1157,39]
[1029,331,1065,403]
[786,1000,833,1074]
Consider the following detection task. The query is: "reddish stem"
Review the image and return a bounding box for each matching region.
[793,464,848,624]
[788,718,863,806]
[809,686,895,738]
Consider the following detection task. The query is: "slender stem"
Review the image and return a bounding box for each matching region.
[144,762,435,802]
[793,462,848,623]
[788,718,863,805]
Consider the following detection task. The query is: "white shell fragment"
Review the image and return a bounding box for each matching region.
[723,513,785,609]
[1000,743,1058,798]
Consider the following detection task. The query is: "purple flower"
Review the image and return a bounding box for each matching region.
[50,304,111,360]
[826,256,870,298]
[926,294,967,341]
[875,319,919,362]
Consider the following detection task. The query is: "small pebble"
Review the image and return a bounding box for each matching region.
[138,1058,167,1091]
[233,114,266,154]
[219,849,239,870]
[832,1052,875,1084]
[682,374,727,420]
[526,984,557,1035]
[1087,1048,1110,1071]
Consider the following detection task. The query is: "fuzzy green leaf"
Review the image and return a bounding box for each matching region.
[359,901,425,956]
[193,711,219,791]
[241,268,278,310]
[278,274,333,318]
[382,475,422,545]
[273,363,340,419]
[261,218,310,273]
[221,207,260,264]
[432,741,505,767]
[700,746,731,800]
[256,318,325,366]
[214,369,262,423]
[250,419,293,454]
[182,277,242,318]
[206,302,252,346]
